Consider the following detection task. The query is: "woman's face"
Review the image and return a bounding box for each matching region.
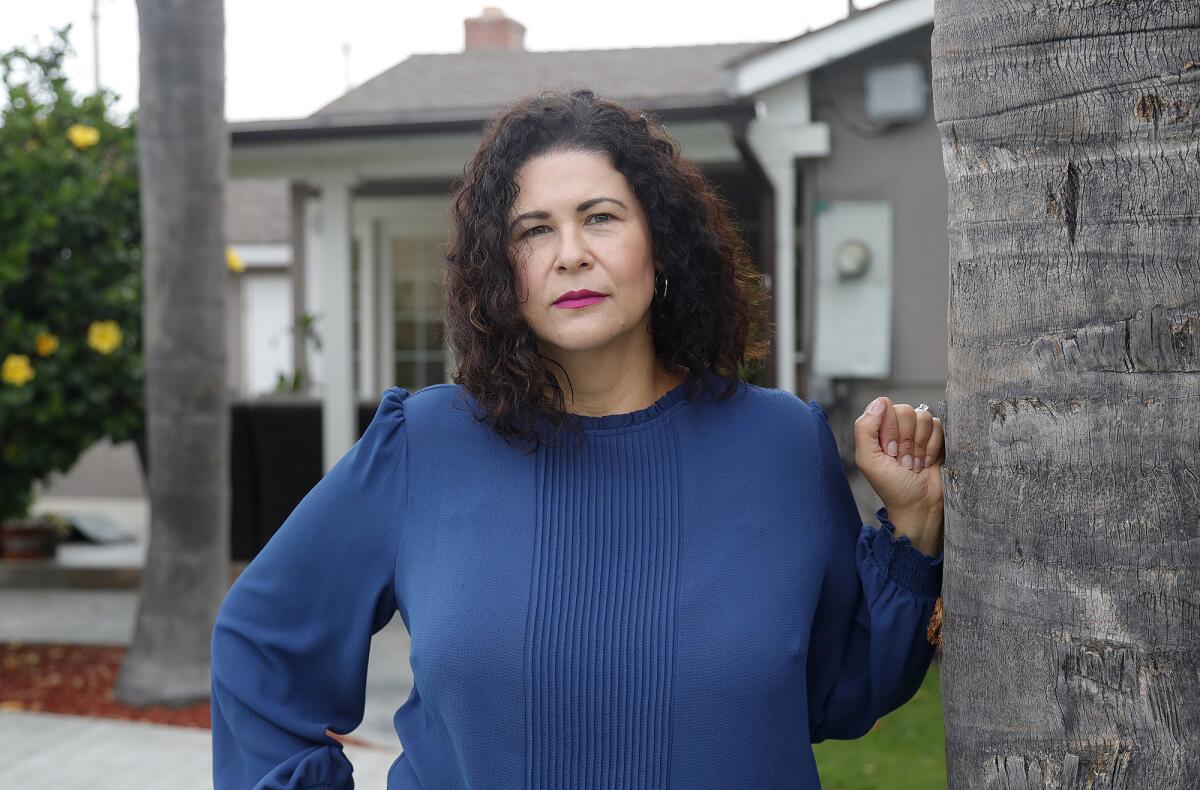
[507,148,657,361]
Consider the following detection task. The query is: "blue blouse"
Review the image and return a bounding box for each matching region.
[211,369,943,789]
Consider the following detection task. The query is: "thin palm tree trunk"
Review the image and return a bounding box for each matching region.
[117,0,229,705]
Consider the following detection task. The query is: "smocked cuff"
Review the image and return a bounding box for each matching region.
[870,506,943,599]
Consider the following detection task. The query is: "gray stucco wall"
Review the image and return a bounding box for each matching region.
[800,23,950,520]
[34,438,146,499]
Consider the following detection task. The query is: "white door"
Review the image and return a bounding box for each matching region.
[242,272,295,396]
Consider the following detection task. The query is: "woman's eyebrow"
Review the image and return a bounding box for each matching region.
[509,197,628,234]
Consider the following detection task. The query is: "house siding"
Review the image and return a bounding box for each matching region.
[802,23,949,521]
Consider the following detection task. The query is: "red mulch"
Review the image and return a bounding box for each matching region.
[0,641,212,728]
[0,641,377,747]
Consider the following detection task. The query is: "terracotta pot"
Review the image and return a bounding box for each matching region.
[1,519,60,560]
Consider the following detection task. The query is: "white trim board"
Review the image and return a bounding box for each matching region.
[724,0,934,96]
[230,242,290,267]
[229,120,743,182]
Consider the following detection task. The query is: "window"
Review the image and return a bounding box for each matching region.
[390,237,447,390]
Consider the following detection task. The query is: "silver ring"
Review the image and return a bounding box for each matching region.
[915,403,929,411]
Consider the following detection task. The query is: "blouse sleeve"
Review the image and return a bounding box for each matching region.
[210,387,412,789]
[804,399,943,743]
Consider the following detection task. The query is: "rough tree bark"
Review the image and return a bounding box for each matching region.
[116,0,229,705]
[930,1,1199,787]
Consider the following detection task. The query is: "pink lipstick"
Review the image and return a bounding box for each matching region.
[554,295,608,309]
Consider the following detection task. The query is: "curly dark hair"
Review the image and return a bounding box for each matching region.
[442,88,771,452]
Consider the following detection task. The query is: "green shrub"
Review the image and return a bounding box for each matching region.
[0,26,143,521]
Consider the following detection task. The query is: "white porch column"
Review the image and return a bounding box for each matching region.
[302,198,323,390]
[745,77,830,394]
[374,220,395,390]
[313,177,356,471]
[763,154,798,395]
[356,221,378,401]
[748,133,827,396]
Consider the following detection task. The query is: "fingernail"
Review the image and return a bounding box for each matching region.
[867,398,884,415]
[887,440,897,456]
[902,454,912,469]
[914,457,923,472]
[925,456,934,468]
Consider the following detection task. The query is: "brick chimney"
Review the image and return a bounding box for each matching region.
[464,7,526,51]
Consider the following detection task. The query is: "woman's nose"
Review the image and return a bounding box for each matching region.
[556,226,592,268]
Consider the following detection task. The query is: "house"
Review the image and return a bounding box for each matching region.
[44,0,948,518]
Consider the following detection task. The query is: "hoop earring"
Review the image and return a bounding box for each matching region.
[654,273,670,300]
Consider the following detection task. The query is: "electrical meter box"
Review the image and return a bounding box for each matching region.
[811,200,893,379]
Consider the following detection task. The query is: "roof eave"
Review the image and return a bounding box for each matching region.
[230,98,759,146]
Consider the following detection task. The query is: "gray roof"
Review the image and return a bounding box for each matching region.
[226,178,290,244]
[312,42,774,118]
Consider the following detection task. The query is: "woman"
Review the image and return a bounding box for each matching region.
[211,88,946,789]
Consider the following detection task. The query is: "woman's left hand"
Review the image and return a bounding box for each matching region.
[853,397,945,548]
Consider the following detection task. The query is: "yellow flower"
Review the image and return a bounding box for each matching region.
[66,123,101,150]
[87,320,123,355]
[226,247,245,273]
[34,332,59,357]
[2,354,36,386]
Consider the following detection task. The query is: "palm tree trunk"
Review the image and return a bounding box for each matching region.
[930,2,1200,786]
[116,0,229,705]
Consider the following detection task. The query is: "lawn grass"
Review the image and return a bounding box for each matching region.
[812,660,946,790]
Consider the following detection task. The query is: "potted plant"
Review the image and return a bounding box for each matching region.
[0,512,71,560]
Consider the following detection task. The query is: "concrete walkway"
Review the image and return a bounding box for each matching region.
[0,709,404,789]
[1,528,416,787]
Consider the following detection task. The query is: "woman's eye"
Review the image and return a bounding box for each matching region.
[521,214,612,239]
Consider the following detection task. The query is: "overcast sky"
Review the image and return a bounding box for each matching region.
[2,1,882,122]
